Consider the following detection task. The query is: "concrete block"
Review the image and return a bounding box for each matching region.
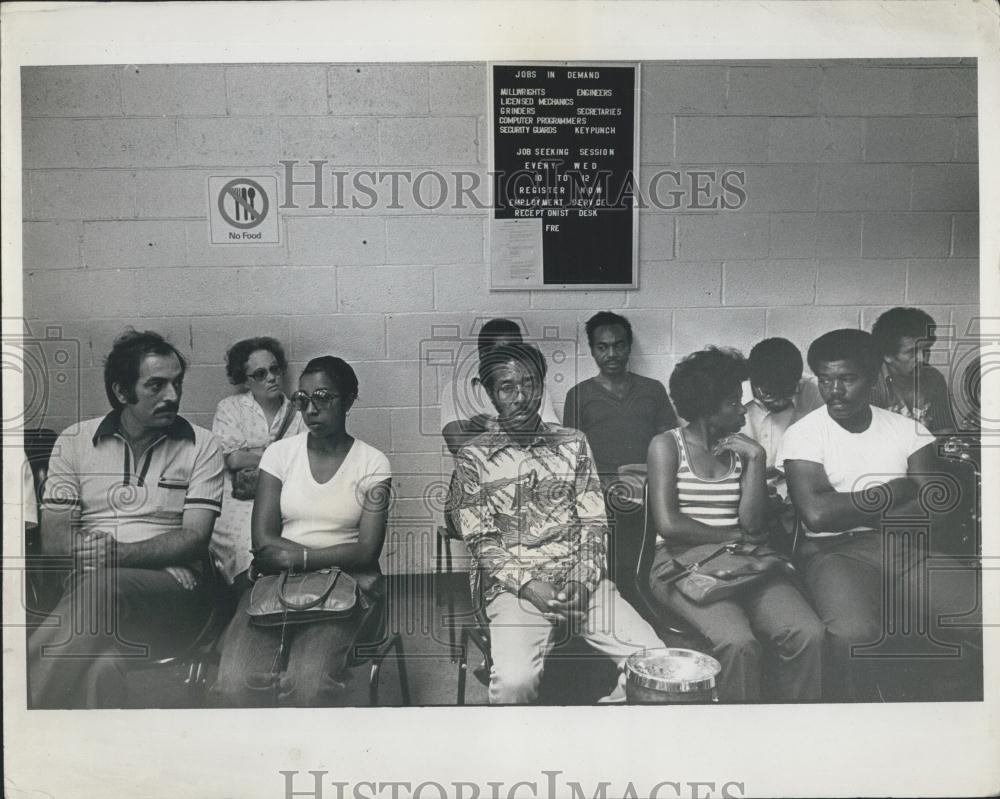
[289,314,385,362]
[432,264,531,312]
[819,66,912,115]
[338,266,435,313]
[136,267,241,316]
[766,306,861,360]
[278,118,379,165]
[724,261,815,306]
[952,214,978,258]
[177,118,280,167]
[737,166,818,212]
[185,221,288,267]
[238,268,338,316]
[639,213,674,259]
[819,164,911,211]
[955,117,978,162]
[911,165,978,211]
[83,221,187,269]
[328,65,428,115]
[677,213,769,260]
[30,170,136,220]
[351,360,423,408]
[21,318,121,368]
[911,67,977,115]
[21,66,121,117]
[391,453,447,500]
[907,259,979,304]
[390,407,449,454]
[673,308,766,356]
[380,117,478,166]
[530,290,627,310]
[633,260,721,308]
[615,308,672,353]
[286,216,385,266]
[227,65,327,115]
[23,119,177,169]
[767,117,864,163]
[642,65,727,114]
[186,316,292,366]
[860,305,903,332]
[430,65,486,115]
[675,117,769,163]
[865,117,954,162]
[770,213,863,259]
[386,216,483,265]
[949,305,982,339]
[28,269,137,320]
[174,365,233,418]
[344,407,392,454]
[727,66,822,115]
[121,65,226,116]
[640,114,673,163]
[23,221,81,270]
[814,259,907,305]
[862,213,952,258]
[133,169,217,219]
[386,313,470,361]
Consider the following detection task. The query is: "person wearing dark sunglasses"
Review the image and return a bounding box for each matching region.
[210,337,304,598]
[212,356,392,707]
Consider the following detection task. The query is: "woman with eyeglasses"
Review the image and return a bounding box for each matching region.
[211,356,392,707]
[210,337,305,597]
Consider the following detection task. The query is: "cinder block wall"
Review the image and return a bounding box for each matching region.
[21,60,979,572]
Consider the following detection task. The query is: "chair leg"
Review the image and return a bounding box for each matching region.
[457,627,469,705]
[392,633,411,706]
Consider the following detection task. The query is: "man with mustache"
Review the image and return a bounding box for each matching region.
[28,330,224,708]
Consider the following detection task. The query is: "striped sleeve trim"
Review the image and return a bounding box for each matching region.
[41,497,81,508]
[184,497,223,509]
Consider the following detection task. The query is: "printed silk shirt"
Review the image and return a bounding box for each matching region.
[449,420,608,605]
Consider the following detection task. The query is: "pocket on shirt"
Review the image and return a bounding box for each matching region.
[152,478,188,517]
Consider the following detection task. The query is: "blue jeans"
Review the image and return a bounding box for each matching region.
[211,572,384,707]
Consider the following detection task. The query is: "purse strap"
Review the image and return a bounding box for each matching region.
[272,402,297,442]
[277,568,339,610]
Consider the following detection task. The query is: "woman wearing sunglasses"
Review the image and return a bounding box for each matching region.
[212,356,392,707]
[210,337,305,598]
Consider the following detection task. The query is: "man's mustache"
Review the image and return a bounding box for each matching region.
[154,403,179,414]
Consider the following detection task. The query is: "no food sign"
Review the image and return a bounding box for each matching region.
[208,175,280,244]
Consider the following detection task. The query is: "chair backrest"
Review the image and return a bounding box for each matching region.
[633,480,666,622]
[24,427,58,500]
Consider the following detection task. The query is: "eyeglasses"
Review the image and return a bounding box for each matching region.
[290,389,342,411]
[248,364,284,382]
[752,384,797,402]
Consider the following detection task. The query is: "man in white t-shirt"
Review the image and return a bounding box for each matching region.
[440,318,559,456]
[779,329,981,701]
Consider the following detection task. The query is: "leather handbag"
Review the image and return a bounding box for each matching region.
[246,567,358,626]
[657,540,793,605]
[230,406,297,501]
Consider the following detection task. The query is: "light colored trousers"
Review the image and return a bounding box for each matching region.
[485,578,664,704]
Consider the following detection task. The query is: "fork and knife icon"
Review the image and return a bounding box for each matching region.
[233,186,258,221]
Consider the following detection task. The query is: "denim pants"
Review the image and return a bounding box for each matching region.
[28,567,210,709]
[211,572,384,707]
[798,532,982,701]
[649,546,825,702]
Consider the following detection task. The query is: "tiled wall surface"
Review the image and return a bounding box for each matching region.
[21,60,979,571]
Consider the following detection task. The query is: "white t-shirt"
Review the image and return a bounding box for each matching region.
[777,405,932,537]
[259,433,391,550]
[440,374,559,427]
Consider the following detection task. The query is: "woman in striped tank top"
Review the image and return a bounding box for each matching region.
[646,347,824,702]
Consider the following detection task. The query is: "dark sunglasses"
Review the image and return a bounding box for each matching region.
[290,389,341,411]
[248,364,284,382]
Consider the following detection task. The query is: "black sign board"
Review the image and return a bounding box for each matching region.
[490,63,639,289]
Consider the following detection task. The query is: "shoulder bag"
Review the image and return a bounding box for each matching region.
[656,539,793,605]
[230,405,297,501]
[247,567,358,626]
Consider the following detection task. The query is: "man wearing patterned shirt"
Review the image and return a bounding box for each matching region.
[449,342,663,704]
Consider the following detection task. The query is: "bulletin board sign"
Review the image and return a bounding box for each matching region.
[489,63,640,290]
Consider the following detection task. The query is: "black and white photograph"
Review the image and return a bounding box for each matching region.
[3,2,998,797]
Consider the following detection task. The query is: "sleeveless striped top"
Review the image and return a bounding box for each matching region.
[672,427,742,528]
